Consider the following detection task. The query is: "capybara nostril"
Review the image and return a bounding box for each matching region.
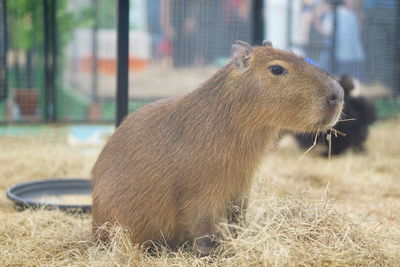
[327,84,344,107]
[327,93,339,106]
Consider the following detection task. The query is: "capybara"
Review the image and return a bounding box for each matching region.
[91,40,344,255]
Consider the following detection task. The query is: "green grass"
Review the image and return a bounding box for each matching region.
[374,97,400,119]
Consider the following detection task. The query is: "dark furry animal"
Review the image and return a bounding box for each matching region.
[328,75,377,155]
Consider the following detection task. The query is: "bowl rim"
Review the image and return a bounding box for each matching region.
[6,178,92,213]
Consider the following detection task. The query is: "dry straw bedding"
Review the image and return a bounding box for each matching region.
[0,120,399,266]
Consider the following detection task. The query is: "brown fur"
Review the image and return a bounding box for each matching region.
[91,41,343,253]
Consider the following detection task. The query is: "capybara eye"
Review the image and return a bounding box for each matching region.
[269,65,286,76]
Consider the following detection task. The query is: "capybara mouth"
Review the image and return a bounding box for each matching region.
[314,109,342,130]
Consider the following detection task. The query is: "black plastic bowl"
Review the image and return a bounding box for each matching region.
[6,178,92,213]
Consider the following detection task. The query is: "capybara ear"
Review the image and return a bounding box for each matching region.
[232,40,253,72]
[263,40,273,47]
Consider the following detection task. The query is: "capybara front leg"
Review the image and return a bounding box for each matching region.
[227,197,248,225]
[227,197,248,237]
[191,215,222,257]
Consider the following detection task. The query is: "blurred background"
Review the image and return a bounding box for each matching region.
[0,0,399,125]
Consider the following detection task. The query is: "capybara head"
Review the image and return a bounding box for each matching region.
[227,40,344,133]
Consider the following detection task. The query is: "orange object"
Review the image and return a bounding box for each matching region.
[80,57,149,75]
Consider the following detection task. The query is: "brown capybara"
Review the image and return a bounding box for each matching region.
[91,40,344,255]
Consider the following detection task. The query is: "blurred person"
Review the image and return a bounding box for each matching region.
[147,0,162,61]
[363,0,398,88]
[224,0,251,41]
[170,0,200,67]
[311,0,334,72]
[169,0,252,68]
[194,1,223,66]
[309,0,366,80]
[335,0,366,80]
[299,0,316,53]
[147,0,172,64]
[220,0,252,58]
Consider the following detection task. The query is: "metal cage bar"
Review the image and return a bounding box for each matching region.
[116,0,129,127]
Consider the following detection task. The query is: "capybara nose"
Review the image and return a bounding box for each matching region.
[327,93,339,106]
[327,83,344,107]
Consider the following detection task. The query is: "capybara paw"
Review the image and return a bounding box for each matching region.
[193,234,221,257]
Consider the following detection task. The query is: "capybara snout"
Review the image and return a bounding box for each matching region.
[321,79,344,127]
[326,80,344,107]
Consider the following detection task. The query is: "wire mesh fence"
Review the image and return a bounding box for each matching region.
[285,0,400,118]
[288,0,399,92]
[0,0,399,123]
[0,0,6,103]
[1,0,45,122]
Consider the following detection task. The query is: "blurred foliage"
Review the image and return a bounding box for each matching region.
[7,0,92,51]
[98,0,116,29]
[7,0,42,50]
